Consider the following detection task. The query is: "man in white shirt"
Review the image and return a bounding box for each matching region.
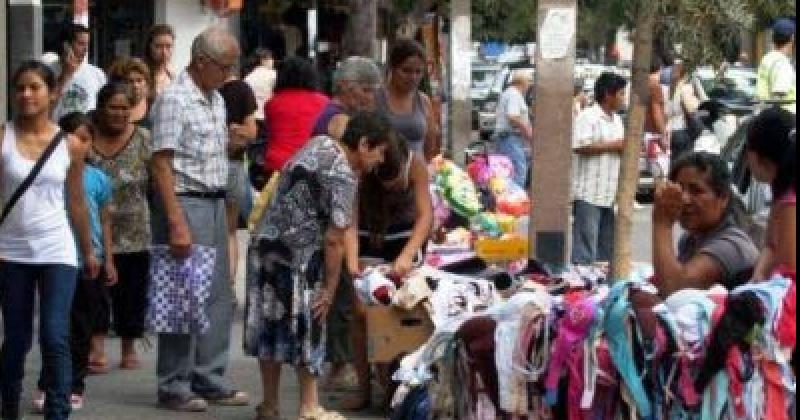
[756,18,796,114]
[571,72,627,265]
[52,23,106,121]
[493,71,533,187]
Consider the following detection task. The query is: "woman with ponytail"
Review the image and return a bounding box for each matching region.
[745,106,796,371]
[746,107,796,279]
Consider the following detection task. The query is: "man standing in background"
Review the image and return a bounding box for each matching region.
[493,71,534,187]
[571,72,627,266]
[52,23,106,121]
[757,18,796,114]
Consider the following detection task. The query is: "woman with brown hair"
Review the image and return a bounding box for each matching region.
[377,39,440,161]
[144,24,176,95]
[86,82,153,373]
[338,136,433,412]
[108,57,153,128]
[0,60,95,420]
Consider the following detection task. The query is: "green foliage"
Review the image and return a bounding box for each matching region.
[387,0,794,63]
[582,0,795,66]
[470,0,537,42]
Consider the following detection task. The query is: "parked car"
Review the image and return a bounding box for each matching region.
[695,65,757,103]
[471,62,505,130]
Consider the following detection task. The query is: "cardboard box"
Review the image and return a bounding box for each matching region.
[366,305,434,363]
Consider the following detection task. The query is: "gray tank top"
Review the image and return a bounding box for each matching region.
[376,89,427,154]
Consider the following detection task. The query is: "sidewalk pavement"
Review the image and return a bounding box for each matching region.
[18,231,384,420]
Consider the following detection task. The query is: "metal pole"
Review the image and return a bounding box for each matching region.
[530,0,577,269]
[8,0,43,93]
[448,0,471,163]
[1,0,7,120]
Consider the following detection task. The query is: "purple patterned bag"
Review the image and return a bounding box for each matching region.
[147,245,216,335]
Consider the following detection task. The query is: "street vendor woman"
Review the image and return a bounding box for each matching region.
[244,112,397,420]
[343,134,434,411]
[652,151,759,297]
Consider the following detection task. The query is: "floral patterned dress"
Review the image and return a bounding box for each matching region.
[244,136,357,374]
[88,127,152,253]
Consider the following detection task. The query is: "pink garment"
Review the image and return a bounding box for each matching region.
[566,341,586,420]
[726,346,747,418]
[774,269,796,350]
[587,341,620,420]
[778,189,797,205]
[544,297,596,404]
[762,359,791,420]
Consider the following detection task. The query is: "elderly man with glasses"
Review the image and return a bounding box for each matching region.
[149,26,249,412]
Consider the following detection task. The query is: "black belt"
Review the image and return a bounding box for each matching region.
[177,190,227,200]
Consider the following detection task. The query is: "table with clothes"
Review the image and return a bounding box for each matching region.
[357,263,797,420]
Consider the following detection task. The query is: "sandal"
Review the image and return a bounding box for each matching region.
[298,407,347,420]
[255,403,282,420]
[120,357,142,370]
[88,359,110,375]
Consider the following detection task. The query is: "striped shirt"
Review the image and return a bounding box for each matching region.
[151,70,228,193]
[572,104,624,208]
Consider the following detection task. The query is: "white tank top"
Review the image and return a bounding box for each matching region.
[0,123,77,267]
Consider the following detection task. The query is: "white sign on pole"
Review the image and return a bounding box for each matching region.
[539,8,575,60]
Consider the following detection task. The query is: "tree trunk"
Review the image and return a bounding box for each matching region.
[611,8,654,281]
[342,0,377,57]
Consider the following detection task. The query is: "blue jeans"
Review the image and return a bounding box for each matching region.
[571,200,616,265]
[0,262,77,420]
[494,133,530,187]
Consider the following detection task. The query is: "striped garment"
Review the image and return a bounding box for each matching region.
[150,70,229,193]
[571,104,625,208]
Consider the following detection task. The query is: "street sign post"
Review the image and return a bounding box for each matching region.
[448,0,471,163]
[530,0,577,269]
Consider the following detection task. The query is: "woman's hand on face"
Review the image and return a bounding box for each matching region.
[654,181,684,225]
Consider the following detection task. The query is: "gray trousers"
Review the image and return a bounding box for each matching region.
[571,200,616,266]
[152,196,233,399]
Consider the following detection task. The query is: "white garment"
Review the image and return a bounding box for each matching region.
[494,86,529,135]
[52,62,106,122]
[571,104,624,208]
[245,66,277,120]
[666,78,702,132]
[0,124,77,267]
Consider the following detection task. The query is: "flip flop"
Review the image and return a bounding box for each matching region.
[297,407,347,420]
[88,359,110,375]
[119,358,142,370]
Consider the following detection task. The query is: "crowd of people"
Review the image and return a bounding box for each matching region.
[0,15,795,420]
[0,20,440,420]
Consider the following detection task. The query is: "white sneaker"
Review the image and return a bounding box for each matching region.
[71,394,84,411]
[30,390,45,414]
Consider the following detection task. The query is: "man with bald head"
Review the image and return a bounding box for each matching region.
[149,27,249,412]
[493,70,534,187]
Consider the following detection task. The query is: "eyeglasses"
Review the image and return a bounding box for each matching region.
[205,55,236,74]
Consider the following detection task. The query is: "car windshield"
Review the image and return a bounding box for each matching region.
[697,68,757,101]
[472,68,498,89]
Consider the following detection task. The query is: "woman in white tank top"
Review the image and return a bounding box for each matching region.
[0,61,93,420]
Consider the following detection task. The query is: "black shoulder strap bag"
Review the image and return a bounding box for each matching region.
[0,131,68,226]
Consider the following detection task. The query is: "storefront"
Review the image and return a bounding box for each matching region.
[41,0,154,69]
